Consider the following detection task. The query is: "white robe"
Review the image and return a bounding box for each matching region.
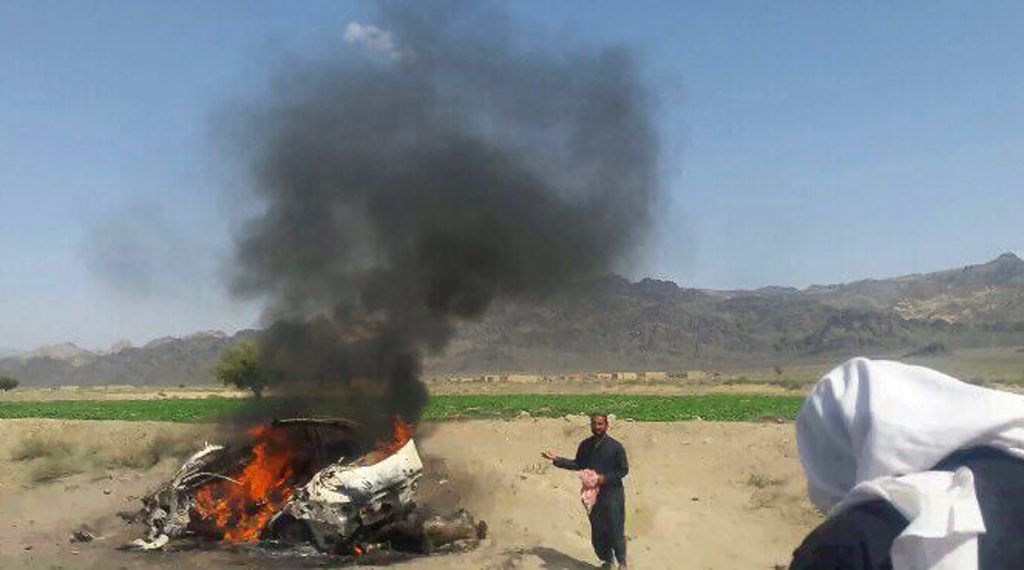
[797,357,1024,570]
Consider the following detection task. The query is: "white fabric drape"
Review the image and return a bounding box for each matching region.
[797,357,1024,570]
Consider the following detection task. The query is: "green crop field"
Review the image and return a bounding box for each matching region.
[0,394,804,423]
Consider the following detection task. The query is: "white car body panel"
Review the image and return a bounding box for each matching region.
[274,439,424,549]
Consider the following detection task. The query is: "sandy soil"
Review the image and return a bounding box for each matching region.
[0,385,250,402]
[0,418,820,570]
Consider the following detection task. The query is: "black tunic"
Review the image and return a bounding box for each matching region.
[790,447,1024,570]
[553,434,629,487]
[554,434,629,564]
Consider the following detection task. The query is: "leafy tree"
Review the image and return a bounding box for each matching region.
[0,376,18,391]
[214,340,267,398]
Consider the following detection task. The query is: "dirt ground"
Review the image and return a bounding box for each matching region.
[0,418,819,570]
[0,385,251,402]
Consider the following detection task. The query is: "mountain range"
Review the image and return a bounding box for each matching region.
[3,253,1023,386]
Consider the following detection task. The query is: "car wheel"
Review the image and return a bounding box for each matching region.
[271,514,313,545]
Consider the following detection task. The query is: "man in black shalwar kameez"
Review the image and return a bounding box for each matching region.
[542,414,629,569]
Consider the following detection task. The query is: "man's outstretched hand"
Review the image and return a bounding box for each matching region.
[541,450,558,462]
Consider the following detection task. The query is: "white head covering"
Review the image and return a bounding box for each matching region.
[796,357,1024,570]
[798,357,1024,511]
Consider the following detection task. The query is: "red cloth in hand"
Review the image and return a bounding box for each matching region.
[580,469,601,513]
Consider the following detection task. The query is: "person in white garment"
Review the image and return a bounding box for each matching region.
[789,357,1024,570]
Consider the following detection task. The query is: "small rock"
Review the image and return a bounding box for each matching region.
[71,529,96,543]
[103,489,112,495]
[24,545,32,551]
[691,497,700,502]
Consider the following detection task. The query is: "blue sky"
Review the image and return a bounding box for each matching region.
[2,1,1022,350]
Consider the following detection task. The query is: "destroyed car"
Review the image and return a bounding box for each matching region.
[135,417,448,552]
[268,431,424,550]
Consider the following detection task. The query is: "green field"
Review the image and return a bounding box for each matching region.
[0,394,804,423]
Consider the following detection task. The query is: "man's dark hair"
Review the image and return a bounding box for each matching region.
[590,413,609,421]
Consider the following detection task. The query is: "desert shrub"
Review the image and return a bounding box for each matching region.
[0,376,18,391]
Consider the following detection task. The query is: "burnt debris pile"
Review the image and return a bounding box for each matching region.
[130,417,485,559]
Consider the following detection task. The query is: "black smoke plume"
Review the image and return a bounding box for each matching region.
[229,2,660,429]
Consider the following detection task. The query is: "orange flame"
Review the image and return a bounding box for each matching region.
[194,426,298,542]
[364,416,415,465]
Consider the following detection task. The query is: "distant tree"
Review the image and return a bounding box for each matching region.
[0,376,18,391]
[773,365,785,376]
[214,340,267,398]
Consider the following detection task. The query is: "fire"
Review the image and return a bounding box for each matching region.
[192,417,414,542]
[194,426,298,542]
[365,416,415,465]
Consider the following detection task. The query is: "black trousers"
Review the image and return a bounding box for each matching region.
[588,486,626,564]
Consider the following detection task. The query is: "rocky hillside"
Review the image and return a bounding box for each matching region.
[434,253,1024,372]
[3,254,1023,385]
[0,332,256,387]
[803,252,1024,322]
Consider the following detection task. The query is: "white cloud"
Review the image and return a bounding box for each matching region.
[344,22,403,60]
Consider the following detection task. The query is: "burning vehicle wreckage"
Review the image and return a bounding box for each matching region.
[129,417,486,559]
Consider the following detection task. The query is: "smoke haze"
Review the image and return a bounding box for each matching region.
[229,1,661,428]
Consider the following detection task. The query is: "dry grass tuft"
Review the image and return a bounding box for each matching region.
[10,435,75,461]
[11,431,201,484]
[29,457,85,483]
[747,472,784,489]
[106,434,198,468]
[747,471,789,510]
